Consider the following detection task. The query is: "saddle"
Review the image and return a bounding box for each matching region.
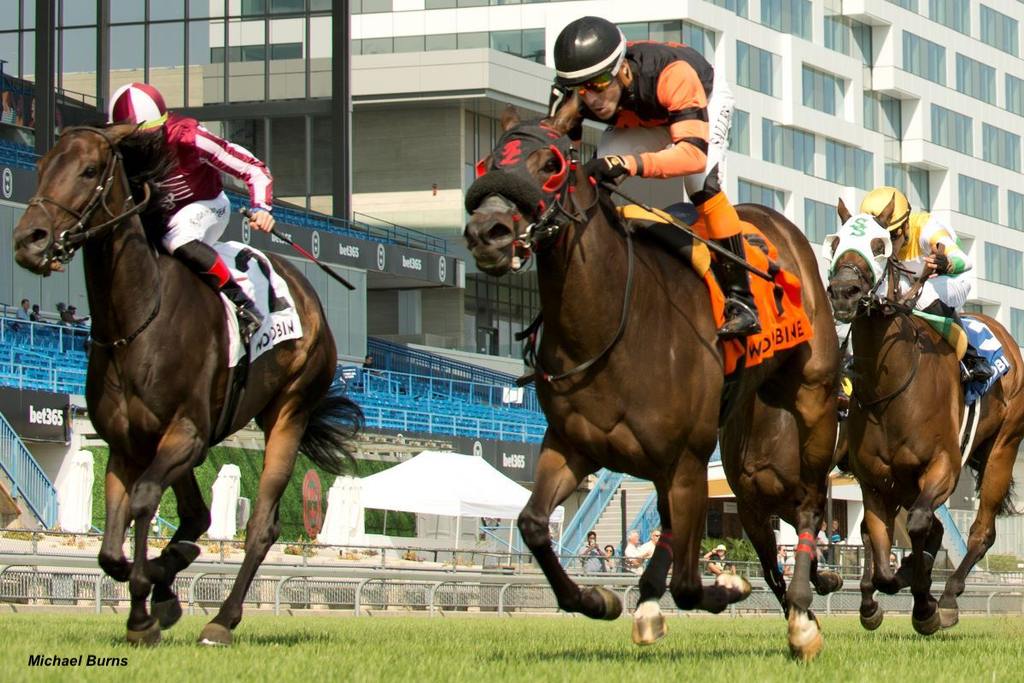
[618,204,813,376]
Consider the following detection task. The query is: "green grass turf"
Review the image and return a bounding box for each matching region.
[0,613,1021,682]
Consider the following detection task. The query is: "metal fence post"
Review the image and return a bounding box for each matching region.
[354,578,371,617]
[427,581,446,616]
[274,576,296,616]
[95,573,103,614]
[498,583,511,615]
[187,573,206,615]
[826,592,833,616]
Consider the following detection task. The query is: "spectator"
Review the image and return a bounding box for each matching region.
[580,531,605,573]
[623,530,644,575]
[56,302,68,324]
[637,528,661,563]
[776,545,786,576]
[29,304,41,322]
[12,298,29,331]
[703,543,728,576]
[63,305,89,328]
[889,552,899,569]
[829,520,843,544]
[1,90,18,125]
[603,544,618,573]
[363,354,382,378]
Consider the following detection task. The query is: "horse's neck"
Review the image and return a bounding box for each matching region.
[851,313,915,381]
[82,216,162,340]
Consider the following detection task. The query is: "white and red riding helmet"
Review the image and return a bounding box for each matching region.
[108,82,168,129]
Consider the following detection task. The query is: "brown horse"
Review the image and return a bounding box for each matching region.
[13,125,362,645]
[464,102,839,659]
[827,199,1023,634]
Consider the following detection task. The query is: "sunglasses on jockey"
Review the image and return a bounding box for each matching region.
[576,71,616,96]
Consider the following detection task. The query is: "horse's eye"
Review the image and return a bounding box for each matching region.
[543,158,560,172]
[82,166,98,179]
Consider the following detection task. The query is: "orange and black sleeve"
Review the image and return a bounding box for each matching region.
[632,60,709,179]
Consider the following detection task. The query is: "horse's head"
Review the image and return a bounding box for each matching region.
[824,196,896,323]
[463,97,583,276]
[13,123,166,274]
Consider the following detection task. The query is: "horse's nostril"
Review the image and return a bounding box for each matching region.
[29,228,49,245]
[486,223,511,242]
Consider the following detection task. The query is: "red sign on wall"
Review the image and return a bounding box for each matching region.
[302,469,322,539]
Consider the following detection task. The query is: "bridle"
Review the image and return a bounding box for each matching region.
[833,252,922,408]
[26,126,159,349]
[26,126,152,269]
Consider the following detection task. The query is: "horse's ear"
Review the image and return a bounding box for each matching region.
[501,105,521,132]
[870,237,887,257]
[837,197,852,225]
[104,123,144,145]
[549,92,581,136]
[874,193,896,228]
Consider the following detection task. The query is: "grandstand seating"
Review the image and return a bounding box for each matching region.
[0,138,38,170]
[0,319,88,394]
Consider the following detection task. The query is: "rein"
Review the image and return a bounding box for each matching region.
[27,126,161,349]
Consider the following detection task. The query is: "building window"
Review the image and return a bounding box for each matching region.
[1008,191,1024,231]
[885,164,932,210]
[980,5,1019,56]
[737,42,780,97]
[354,0,394,12]
[985,243,1023,288]
[761,0,812,40]
[738,179,785,211]
[931,105,972,155]
[887,0,918,10]
[824,16,873,65]
[864,93,902,139]
[956,54,996,105]
[959,175,999,223]
[982,124,1021,172]
[1011,308,1024,344]
[1007,74,1024,117]
[929,0,970,34]
[709,0,748,17]
[903,31,945,85]
[729,109,750,155]
[803,198,836,244]
[802,65,845,115]
[826,139,873,191]
[620,20,716,60]
[762,119,815,174]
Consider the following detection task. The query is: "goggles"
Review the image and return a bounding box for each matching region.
[577,71,615,96]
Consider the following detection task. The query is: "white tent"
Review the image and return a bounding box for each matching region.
[55,450,94,533]
[319,475,365,546]
[208,464,241,540]
[359,450,563,549]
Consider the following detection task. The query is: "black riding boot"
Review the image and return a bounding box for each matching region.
[175,240,264,344]
[711,235,761,340]
[921,301,994,384]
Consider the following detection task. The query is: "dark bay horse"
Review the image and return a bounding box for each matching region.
[827,199,1023,634]
[13,125,361,645]
[464,102,840,659]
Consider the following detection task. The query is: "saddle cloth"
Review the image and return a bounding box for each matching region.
[214,241,303,367]
[619,205,814,376]
[911,312,1010,405]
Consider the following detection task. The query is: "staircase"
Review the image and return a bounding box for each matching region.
[0,412,58,528]
[935,504,969,568]
[589,478,655,550]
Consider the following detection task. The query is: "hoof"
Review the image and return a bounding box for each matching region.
[912,609,941,636]
[716,573,752,602]
[583,586,622,620]
[168,541,202,564]
[632,601,667,646]
[126,621,161,646]
[787,609,823,662]
[197,622,233,646]
[939,606,959,629]
[815,571,843,596]
[860,606,884,631]
[152,595,183,629]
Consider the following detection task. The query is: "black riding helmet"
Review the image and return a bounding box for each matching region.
[554,16,627,87]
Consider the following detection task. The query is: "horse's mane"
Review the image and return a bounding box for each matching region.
[109,125,176,239]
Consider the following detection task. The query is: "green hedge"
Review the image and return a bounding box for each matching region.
[87,446,414,541]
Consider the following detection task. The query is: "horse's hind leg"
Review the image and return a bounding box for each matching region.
[150,470,211,629]
[737,503,788,612]
[518,431,618,620]
[199,408,305,646]
[939,433,1021,629]
[632,486,672,645]
[97,452,140,582]
[126,420,206,645]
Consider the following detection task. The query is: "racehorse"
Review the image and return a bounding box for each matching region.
[463,100,840,659]
[13,124,362,646]
[827,198,1023,634]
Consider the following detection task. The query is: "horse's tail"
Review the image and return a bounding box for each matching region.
[299,384,364,475]
[967,450,1017,516]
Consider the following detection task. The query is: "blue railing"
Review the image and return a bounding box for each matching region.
[357,404,545,443]
[559,469,626,560]
[345,367,542,416]
[368,338,539,412]
[935,504,968,568]
[0,412,58,528]
[0,139,38,169]
[631,491,661,544]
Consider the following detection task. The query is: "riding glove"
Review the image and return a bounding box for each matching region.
[584,155,632,185]
[931,252,951,274]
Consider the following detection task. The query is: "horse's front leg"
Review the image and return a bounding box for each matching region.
[149,470,211,629]
[97,451,140,582]
[906,456,956,636]
[518,430,618,619]
[632,486,672,645]
[858,518,884,630]
[126,419,206,645]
